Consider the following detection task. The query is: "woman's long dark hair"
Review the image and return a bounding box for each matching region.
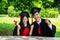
[19,16,30,27]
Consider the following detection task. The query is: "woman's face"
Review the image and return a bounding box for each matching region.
[23,16,28,24]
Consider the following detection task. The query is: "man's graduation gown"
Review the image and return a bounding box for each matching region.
[32,19,56,37]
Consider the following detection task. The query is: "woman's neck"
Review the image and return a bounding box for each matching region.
[23,23,27,27]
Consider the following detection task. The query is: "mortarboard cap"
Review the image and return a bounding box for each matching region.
[30,7,41,15]
[19,12,30,20]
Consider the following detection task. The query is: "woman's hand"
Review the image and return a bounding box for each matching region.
[14,17,18,25]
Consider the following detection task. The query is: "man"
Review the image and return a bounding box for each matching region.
[29,7,56,37]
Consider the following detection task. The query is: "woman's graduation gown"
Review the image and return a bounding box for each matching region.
[13,22,30,36]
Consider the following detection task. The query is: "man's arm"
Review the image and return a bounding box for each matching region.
[52,25,56,37]
[45,19,56,37]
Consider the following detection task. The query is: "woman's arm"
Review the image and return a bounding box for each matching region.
[29,25,34,36]
[17,23,21,36]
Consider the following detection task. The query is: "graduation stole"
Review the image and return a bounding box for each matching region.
[21,26,29,36]
[38,25,42,35]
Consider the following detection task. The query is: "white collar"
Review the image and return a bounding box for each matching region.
[37,19,41,25]
[24,24,27,27]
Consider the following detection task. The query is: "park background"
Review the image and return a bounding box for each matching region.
[0,0,60,37]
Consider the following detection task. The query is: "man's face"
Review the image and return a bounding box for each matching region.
[33,12,40,21]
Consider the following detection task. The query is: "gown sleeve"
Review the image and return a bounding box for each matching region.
[13,25,17,36]
[46,20,56,37]
[52,25,56,37]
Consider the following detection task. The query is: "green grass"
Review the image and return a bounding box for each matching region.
[0,14,60,37]
[0,15,20,36]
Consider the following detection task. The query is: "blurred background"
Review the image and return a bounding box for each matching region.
[0,0,60,37]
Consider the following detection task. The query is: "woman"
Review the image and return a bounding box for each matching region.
[13,12,30,36]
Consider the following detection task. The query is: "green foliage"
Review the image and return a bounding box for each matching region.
[40,8,58,18]
[32,0,42,8]
[0,0,60,18]
[42,0,54,8]
[8,6,21,17]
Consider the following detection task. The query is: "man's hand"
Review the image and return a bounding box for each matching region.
[45,19,52,30]
[45,19,51,25]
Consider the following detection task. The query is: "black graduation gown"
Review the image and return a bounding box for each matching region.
[13,25,17,36]
[13,23,30,36]
[32,19,56,37]
[20,23,30,36]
